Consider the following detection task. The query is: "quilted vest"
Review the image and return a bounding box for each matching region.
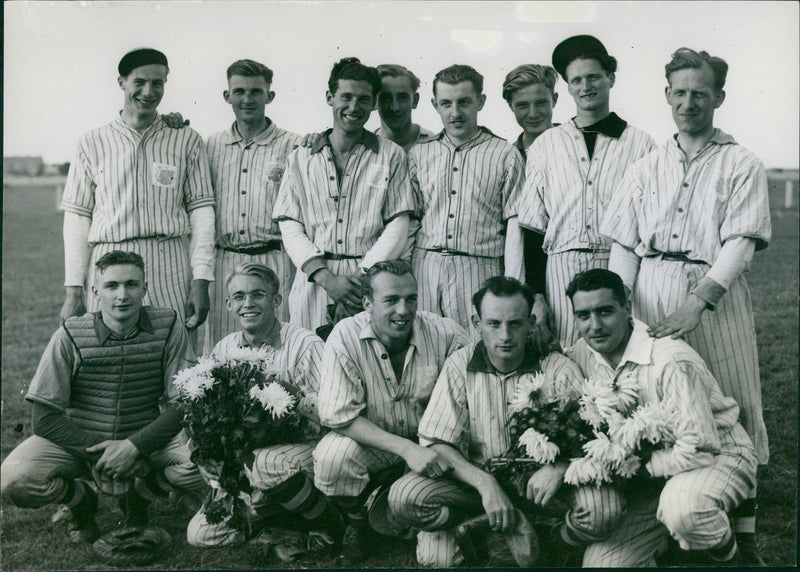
[63,307,177,440]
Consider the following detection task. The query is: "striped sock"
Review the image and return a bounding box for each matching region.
[269,473,341,532]
[732,497,757,535]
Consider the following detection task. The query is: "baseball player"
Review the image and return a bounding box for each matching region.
[313,260,470,564]
[501,64,559,300]
[410,64,529,335]
[60,48,215,332]
[388,276,623,567]
[203,59,301,354]
[375,64,435,152]
[273,58,416,332]
[187,263,343,555]
[515,35,655,347]
[1,251,204,544]
[564,269,757,566]
[601,47,771,564]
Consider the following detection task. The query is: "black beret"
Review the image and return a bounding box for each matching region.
[118,48,169,77]
[552,35,609,79]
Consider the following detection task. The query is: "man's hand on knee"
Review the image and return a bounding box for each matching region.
[86,439,140,479]
[404,444,452,479]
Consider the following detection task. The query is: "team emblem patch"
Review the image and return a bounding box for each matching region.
[266,162,284,184]
[152,162,178,188]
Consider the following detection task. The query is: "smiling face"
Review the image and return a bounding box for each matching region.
[377,75,419,132]
[571,287,631,365]
[92,263,147,329]
[473,292,531,372]
[224,74,274,124]
[118,64,167,115]
[327,79,376,135]
[509,82,557,140]
[364,271,418,347]
[565,57,614,116]
[226,274,280,336]
[432,80,486,145]
[666,64,725,137]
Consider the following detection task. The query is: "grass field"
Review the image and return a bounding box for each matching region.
[1,181,797,569]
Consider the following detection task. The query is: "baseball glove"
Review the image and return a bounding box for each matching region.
[92,526,170,567]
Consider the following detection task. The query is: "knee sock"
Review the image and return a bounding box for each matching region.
[708,532,738,562]
[269,473,342,534]
[732,496,757,536]
[58,479,91,510]
[329,494,369,526]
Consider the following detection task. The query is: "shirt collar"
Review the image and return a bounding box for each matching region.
[427,126,496,148]
[238,319,283,350]
[513,132,527,158]
[466,341,542,374]
[310,128,380,155]
[573,112,627,139]
[582,319,652,370]
[667,128,737,157]
[225,118,275,146]
[112,113,164,137]
[358,314,422,350]
[95,307,154,344]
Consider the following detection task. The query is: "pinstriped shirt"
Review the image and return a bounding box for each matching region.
[418,343,585,464]
[272,129,416,261]
[318,310,469,437]
[600,129,772,264]
[409,128,525,257]
[207,120,301,248]
[211,322,324,398]
[61,116,214,244]
[566,320,749,478]
[517,117,655,254]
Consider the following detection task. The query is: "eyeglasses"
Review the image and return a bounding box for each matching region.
[229,291,269,303]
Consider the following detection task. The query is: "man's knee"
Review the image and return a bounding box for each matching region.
[387,473,423,523]
[658,483,720,539]
[313,434,361,485]
[416,530,460,568]
[0,457,25,502]
[568,485,625,540]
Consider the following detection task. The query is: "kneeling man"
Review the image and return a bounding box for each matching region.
[565,269,757,566]
[1,251,204,543]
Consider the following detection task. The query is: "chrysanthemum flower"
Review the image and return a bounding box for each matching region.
[250,382,296,418]
[564,456,611,486]
[519,428,560,464]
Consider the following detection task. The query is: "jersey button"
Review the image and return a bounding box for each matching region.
[333,197,339,202]
[682,182,689,187]
[672,234,679,239]
[453,167,459,172]
[677,207,684,213]
[242,168,248,173]
[329,176,335,181]
[241,190,246,195]
[241,213,246,217]
[450,190,456,195]
[239,230,245,235]
[381,353,388,359]
[448,213,455,219]
[337,239,343,244]
[338,218,343,223]
[447,234,453,239]
[587,181,593,185]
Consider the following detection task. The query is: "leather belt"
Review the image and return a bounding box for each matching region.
[428,248,472,257]
[323,252,361,260]
[220,240,282,255]
[571,247,610,254]
[658,253,707,265]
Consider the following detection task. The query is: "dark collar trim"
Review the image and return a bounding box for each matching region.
[466,341,542,374]
[310,128,380,154]
[577,112,627,139]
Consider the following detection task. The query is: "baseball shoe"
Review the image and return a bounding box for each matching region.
[68,486,100,544]
[335,519,372,566]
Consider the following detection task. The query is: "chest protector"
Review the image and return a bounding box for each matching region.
[63,308,177,440]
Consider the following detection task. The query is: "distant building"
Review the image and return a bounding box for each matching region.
[4,156,45,176]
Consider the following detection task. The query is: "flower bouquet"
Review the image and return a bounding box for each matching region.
[173,347,312,532]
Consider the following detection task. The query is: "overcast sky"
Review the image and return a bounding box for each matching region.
[4,1,798,168]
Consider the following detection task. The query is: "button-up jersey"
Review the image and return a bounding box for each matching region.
[517,120,654,254]
[61,117,214,244]
[600,130,771,264]
[272,130,415,258]
[410,128,524,258]
[318,311,469,437]
[207,121,301,248]
[418,344,585,464]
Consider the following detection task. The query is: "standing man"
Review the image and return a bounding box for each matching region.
[516,35,655,346]
[501,64,559,299]
[375,64,435,151]
[313,260,470,564]
[410,64,528,334]
[60,48,215,331]
[2,251,204,544]
[204,59,300,353]
[273,57,416,332]
[601,48,771,563]
[564,269,757,566]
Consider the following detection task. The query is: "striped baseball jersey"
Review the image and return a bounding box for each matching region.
[318,310,469,437]
[211,322,324,397]
[272,129,416,271]
[566,320,753,478]
[207,120,301,248]
[61,116,215,244]
[600,129,772,264]
[418,343,584,464]
[409,128,525,258]
[517,115,655,254]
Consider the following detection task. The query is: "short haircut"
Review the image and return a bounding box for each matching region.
[226,59,274,84]
[564,53,617,80]
[433,64,484,97]
[360,259,415,299]
[472,276,534,318]
[665,47,728,92]
[328,57,381,96]
[377,64,421,92]
[225,263,280,294]
[502,64,558,103]
[565,269,627,308]
[95,250,145,275]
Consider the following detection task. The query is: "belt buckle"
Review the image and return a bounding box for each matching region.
[439,249,457,257]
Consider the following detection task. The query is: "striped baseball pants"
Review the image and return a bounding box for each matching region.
[313,432,402,498]
[413,249,503,337]
[546,250,610,347]
[203,247,294,354]
[288,258,360,333]
[388,472,624,567]
[186,443,314,547]
[634,256,769,465]
[583,425,757,567]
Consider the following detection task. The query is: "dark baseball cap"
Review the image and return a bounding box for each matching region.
[552,35,609,79]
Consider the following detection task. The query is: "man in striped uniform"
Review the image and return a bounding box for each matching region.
[313,260,470,564]
[501,64,559,301]
[515,35,655,347]
[60,48,215,332]
[204,59,301,354]
[375,64,435,152]
[388,276,623,567]
[2,251,204,544]
[564,269,756,567]
[601,48,771,564]
[273,58,416,332]
[187,263,343,556]
[410,65,528,335]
